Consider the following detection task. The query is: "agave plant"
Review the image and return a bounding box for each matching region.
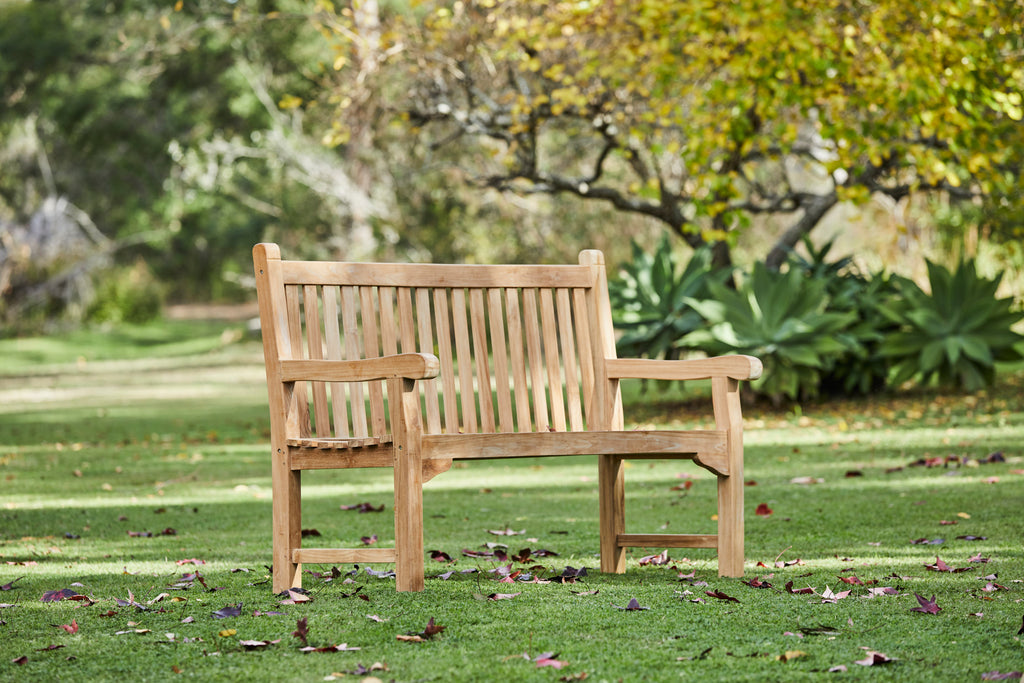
[609,235,727,361]
[877,259,1024,391]
[682,262,859,403]
[788,237,900,395]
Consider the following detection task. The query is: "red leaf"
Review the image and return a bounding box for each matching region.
[742,577,772,589]
[55,619,78,634]
[175,558,205,566]
[982,673,1024,681]
[705,590,739,603]
[1,577,24,591]
[910,593,941,614]
[40,589,80,602]
[755,503,773,516]
[535,655,568,669]
[292,616,309,645]
[784,581,815,595]
[838,575,864,585]
[429,550,453,562]
[925,556,971,573]
[12,655,28,665]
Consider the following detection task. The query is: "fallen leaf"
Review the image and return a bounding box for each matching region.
[300,644,360,652]
[339,502,384,513]
[705,590,739,603]
[55,619,78,634]
[1,577,24,591]
[429,550,453,563]
[911,538,945,545]
[535,654,568,669]
[487,527,525,536]
[400,616,445,641]
[40,589,80,602]
[613,597,649,610]
[366,614,388,622]
[777,650,806,662]
[292,616,309,645]
[855,650,894,666]
[789,476,824,485]
[218,629,236,637]
[175,558,205,566]
[240,639,280,649]
[12,656,28,665]
[784,581,815,595]
[968,553,990,563]
[981,673,1024,681]
[910,593,941,614]
[488,592,521,601]
[212,604,242,619]
[956,535,987,541]
[925,556,971,573]
[742,577,773,589]
[819,586,851,603]
[638,550,669,566]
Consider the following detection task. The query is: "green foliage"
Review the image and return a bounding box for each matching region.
[684,263,858,402]
[609,235,726,360]
[87,261,164,325]
[878,260,1024,391]
[787,237,899,395]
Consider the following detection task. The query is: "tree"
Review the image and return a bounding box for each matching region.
[317,0,1024,268]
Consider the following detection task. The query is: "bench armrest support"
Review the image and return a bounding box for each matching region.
[279,353,440,383]
[605,355,763,382]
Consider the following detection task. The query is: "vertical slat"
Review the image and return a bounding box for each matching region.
[573,288,595,427]
[341,286,368,438]
[304,285,332,438]
[360,287,388,437]
[394,378,425,592]
[521,289,549,432]
[451,289,477,434]
[416,288,442,433]
[505,288,532,432]
[469,288,496,432]
[557,288,583,431]
[433,289,460,433]
[285,285,310,438]
[379,287,400,437]
[539,288,566,431]
[487,288,514,432]
[322,285,350,439]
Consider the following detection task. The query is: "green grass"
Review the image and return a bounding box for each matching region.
[1,320,1023,681]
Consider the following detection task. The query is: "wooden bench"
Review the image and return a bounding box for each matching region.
[253,243,762,592]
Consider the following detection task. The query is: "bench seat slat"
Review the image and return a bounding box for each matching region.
[618,533,718,549]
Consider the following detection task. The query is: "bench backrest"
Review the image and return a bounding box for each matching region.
[254,244,622,441]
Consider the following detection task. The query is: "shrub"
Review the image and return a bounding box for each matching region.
[87,260,164,325]
[683,262,858,403]
[877,259,1024,391]
[609,235,727,361]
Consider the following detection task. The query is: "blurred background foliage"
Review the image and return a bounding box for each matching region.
[1,1,1021,400]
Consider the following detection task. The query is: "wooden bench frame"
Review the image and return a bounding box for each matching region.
[253,243,762,592]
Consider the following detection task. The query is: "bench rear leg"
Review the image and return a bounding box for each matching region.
[272,462,302,592]
[598,454,626,573]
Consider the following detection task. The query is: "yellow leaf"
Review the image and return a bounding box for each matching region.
[779,650,807,662]
[174,0,183,11]
[159,15,171,30]
[957,512,971,519]
[278,94,303,110]
[219,629,237,637]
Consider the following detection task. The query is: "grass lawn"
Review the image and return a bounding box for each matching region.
[1,319,1022,681]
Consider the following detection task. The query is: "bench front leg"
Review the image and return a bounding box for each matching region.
[394,378,426,592]
[713,376,745,577]
[271,448,302,592]
[598,454,626,573]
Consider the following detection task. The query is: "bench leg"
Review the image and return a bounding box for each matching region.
[272,457,301,592]
[598,454,626,573]
[394,442,425,592]
[713,376,744,577]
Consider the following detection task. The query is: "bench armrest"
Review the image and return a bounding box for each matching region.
[279,353,440,383]
[605,355,763,382]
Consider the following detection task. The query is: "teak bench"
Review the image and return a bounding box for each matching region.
[253,243,762,592]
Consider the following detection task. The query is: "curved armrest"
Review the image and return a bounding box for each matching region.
[604,355,763,381]
[279,353,440,383]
